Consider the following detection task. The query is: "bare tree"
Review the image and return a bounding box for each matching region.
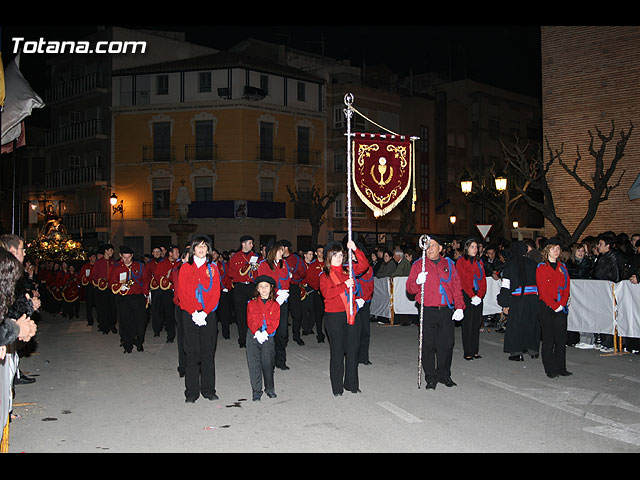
[286,185,336,248]
[500,120,633,245]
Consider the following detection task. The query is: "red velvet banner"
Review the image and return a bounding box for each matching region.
[352,133,412,217]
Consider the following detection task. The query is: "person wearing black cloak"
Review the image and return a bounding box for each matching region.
[497,240,541,361]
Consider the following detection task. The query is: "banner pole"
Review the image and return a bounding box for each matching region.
[344,93,355,315]
[417,234,430,388]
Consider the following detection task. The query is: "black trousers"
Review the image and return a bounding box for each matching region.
[175,305,186,375]
[182,309,218,400]
[115,294,146,351]
[232,283,254,347]
[84,285,96,325]
[300,289,315,334]
[461,292,483,357]
[289,284,303,340]
[95,287,117,333]
[217,290,233,339]
[324,311,360,395]
[275,301,289,368]
[358,301,371,364]
[420,306,455,383]
[62,299,80,319]
[540,304,567,375]
[246,330,276,398]
[151,289,175,340]
[312,291,326,341]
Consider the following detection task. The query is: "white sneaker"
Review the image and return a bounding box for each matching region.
[599,347,614,353]
[575,342,594,349]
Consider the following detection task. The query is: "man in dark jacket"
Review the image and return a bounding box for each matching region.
[592,233,620,352]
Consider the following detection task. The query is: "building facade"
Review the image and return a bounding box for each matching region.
[541,26,640,239]
[110,50,326,255]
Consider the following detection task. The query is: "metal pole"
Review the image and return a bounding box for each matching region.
[417,233,430,388]
[344,93,354,315]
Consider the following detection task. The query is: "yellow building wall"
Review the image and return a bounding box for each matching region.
[112,107,325,219]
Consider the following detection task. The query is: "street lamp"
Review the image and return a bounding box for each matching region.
[495,174,507,192]
[110,193,124,217]
[449,213,457,238]
[459,161,508,225]
[460,173,473,195]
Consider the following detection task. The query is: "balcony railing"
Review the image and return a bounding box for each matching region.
[45,166,106,189]
[143,145,176,163]
[142,202,176,219]
[45,73,108,104]
[294,149,321,165]
[62,212,108,232]
[185,144,218,162]
[119,90,151,106]
[256,145,285,162]
[46,119,107,146]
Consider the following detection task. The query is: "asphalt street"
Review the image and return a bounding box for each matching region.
[6,310,640,453]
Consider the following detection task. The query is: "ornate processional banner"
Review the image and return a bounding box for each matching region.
[352,133,412,217]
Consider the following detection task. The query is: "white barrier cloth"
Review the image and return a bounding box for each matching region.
[614,282,640,338]
[567,279,615,335]
[371,277,391,318]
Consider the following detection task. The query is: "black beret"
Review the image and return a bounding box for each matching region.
[239,235,254,244]
[255,275,276,288]
[120,246,134,254]
[543,236,564,248]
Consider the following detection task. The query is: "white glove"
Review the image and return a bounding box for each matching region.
[120,284,129,292]
[416,272,427,285]
[452,309,464,321]
[276,289,289,305]
[554,305,563,313]
[254,330,268,344]
[356,298,365,308]
[223,288,228,293]
[192,310,208,326]
[471,296,481,306]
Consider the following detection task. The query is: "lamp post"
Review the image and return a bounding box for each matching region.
[460,159,508,232]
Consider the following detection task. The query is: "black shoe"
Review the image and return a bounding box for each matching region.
[14,374,36,385]
[425,381,437,390]
[166,338,174,343]
[123,348,132,354]
[266,392,277,398]
[295,338,305,346]
[440,378,457,387]
[546,372,559,378]
[276,364,290,371]
[136,345,144,352]
[473,354,482,359]
[360,360,372,365]
[253,394,262,401]
[509,354,524,361]
[464,356,474,361]
[348,388,361,394]
[558,370,573,376]
[111,327,118,334]
[185,396,198,403]
[333,392,343,397]
[317,336,325,343]
[530,354,539,359]
[178,369,185,378]
[239,344,246,349]
[203,393,219,401]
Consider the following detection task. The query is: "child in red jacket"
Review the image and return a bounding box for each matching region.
[246,275,281,401]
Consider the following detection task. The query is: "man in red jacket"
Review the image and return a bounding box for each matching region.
[406,235,465,390]
[90,244,117,335]
[228,235,261,348]
[109,246,149,353]
[301,245,326,343]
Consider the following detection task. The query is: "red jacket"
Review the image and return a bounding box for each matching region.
[170,263,182,307]
[406,256,465,310]
[536,261,570,311]
[90,257,114,291]
[80,262,95,286]
[257,259,291,293]
[246,297,280,335]
[355,265,374,301]
[302,259,323,291]
[61,272,81,302]
[145,258,178,291]
[109,260,148,296]
[228,250,261,284]
[284,254,307,285]
[214,260,232,291]
[177,260,221,315]
[456,256,487,299]
[319,248,370,312]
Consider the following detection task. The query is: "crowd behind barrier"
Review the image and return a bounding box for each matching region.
[372,276,640,338]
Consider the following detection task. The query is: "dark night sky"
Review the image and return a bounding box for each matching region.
[1,24,542,114]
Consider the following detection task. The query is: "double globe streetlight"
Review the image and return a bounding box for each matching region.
[459,170,507,224]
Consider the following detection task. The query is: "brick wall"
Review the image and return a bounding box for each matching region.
[541,26,640,240]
